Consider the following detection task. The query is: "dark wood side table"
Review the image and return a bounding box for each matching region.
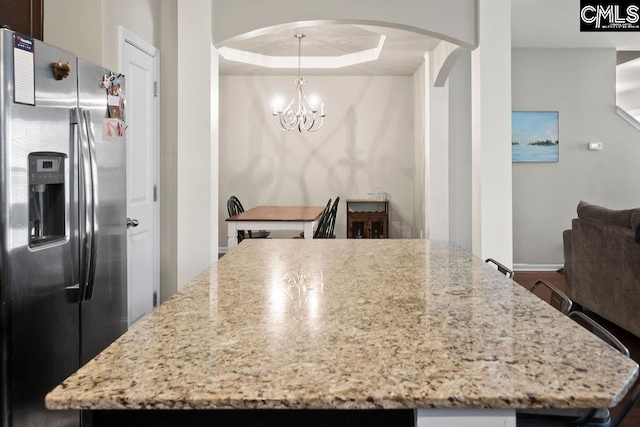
[346,199,389,239]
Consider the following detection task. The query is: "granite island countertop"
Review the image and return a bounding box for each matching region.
[46,239,638,411]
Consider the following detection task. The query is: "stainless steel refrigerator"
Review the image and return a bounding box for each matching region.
[0,29,127,427]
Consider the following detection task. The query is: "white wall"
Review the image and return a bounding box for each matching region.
[413,48,473,249]
[218,75,415,247]
[160,0,179,302]
[211,0,477,49]
[44,0,162,72]
[177,0,215,287]
[512,48,640,265]
[101,1,161,71]
[448,50,472,251]
[425,55,450,241]
[471,0,513,266]
[413,62,427,239]
[43,0,103,65]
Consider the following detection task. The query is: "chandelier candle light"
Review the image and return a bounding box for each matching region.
[272,34,325,132]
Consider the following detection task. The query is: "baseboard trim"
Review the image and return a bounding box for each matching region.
[219,247,229,254]
[513,263,564,272]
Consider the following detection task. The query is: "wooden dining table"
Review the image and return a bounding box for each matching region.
[225,205,325,249]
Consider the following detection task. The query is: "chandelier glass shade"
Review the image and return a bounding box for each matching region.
[272,34,325,132]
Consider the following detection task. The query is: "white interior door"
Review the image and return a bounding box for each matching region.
[121,29,160,326]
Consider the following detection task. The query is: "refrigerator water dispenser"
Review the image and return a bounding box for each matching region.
[28,152,66,247]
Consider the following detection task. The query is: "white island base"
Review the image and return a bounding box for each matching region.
[417,409,515,426]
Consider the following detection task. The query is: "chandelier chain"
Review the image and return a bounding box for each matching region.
[297,34,302,80]
[272,33,325,132]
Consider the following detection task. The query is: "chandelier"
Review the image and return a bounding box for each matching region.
[272,34,325,132]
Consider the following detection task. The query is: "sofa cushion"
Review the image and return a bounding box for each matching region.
[577,200,636,229]
[632,210,640,229]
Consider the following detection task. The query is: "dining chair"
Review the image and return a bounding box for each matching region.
[323,196,340,239]
[485,258,514,278]
[568,311,630,357]
[314,198,333,238]
[313,197,339,239]
[529,279,573,315]
[226,196,270,242]
[517,311,633,426]
[596,308,640,427]
[297,198,332,239]
[303,197,339,239]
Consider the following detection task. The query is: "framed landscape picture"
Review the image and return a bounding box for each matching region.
[512,111,559,163]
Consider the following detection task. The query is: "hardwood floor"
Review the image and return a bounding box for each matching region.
[514,270,640,427]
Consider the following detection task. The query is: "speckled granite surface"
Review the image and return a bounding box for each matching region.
[46,240,638,411]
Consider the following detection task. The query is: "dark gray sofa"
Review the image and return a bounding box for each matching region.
[563,201,640,338]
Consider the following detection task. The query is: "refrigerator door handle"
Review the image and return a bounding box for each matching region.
[77,107,96,302]
[83,109,99,301]
[65,108,84,303]
[76,107,91,303]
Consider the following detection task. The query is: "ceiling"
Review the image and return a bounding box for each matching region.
[218,24,441,76]
[218,0,640,105]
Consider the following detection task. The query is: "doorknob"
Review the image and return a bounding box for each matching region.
[127,218,139,228]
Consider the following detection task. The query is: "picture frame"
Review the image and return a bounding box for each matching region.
[512,111,559,163]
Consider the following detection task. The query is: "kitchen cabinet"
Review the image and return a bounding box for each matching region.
[0,0,44,40]
[346,199,388,239]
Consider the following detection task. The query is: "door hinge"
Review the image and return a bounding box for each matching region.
[153,185,158,202]
[153,290,158,308]
[153,81,158,97]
